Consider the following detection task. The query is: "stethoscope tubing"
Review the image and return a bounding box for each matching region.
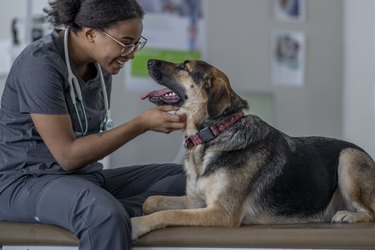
[64,27,111,135]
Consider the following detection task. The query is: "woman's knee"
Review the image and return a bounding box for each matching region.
[73,189,131,230]
[76,199,132,249]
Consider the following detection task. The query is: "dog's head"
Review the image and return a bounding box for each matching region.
[142,59,248,124]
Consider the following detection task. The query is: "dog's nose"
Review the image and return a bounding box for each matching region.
[148,59,160,68]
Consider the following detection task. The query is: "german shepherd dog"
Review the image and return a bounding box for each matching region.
[132,59,375,240]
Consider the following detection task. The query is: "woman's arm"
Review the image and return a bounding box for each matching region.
[31,105,185,171]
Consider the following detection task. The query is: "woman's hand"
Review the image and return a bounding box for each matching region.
[138,105,186,134]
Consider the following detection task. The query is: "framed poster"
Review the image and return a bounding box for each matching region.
[272,31,305,87]
[274,0,306,22]
[125,0,206,92]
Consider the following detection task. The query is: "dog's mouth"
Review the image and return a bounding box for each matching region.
[141,87,181,105]
[142,59,186,106]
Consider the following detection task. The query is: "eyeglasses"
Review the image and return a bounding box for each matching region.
[101,30,147,56]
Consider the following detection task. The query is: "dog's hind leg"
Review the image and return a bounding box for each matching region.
[332,148,375,223]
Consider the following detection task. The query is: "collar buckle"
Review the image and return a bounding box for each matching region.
[199,126,216,143]
[183,111,245,150]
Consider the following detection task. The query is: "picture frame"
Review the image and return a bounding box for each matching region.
[274,0,306,23]
[271,31,306,87]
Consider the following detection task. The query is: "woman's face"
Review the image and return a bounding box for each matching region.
[94,18,144,75]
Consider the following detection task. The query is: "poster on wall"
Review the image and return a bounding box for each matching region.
[271,31,305,87]
[125,0,206,92]
[274,0,306,22]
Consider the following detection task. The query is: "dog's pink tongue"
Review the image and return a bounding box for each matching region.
[141,87,172,100]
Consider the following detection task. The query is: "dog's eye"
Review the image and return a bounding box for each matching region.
[178,64,188,71]
[178,62,189,72]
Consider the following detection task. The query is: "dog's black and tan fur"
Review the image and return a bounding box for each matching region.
[131,59,375,240]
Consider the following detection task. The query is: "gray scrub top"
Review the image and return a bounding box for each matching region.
[0,30,112,193]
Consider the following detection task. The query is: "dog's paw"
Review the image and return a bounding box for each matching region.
[143,196,164,215]
[131,216,151,241]
[332,210,372,223]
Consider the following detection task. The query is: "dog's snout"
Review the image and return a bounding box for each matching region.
[147,59,163,81]
[147,59,155,67]
[148,59,161,69]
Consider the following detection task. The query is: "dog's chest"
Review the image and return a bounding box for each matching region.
[185,149,219,197]
[185,149,202,176]
[185,147,217,176]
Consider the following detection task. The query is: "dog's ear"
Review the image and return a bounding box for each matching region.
[204,77,231,118]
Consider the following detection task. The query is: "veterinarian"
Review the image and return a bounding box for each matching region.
[0,0,186,249]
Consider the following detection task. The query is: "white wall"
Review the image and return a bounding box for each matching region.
[343,0,375,158]
[203,0,343,138]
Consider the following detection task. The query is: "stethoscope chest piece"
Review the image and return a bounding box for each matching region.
[100,117,114,132]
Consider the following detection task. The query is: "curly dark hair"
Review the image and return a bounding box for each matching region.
[44,0,144,30]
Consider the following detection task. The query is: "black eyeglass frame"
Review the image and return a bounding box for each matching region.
[101,29,147,56]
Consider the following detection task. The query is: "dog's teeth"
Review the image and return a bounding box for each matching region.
[164,92,177,97]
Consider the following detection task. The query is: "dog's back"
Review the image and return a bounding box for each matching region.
[190,113,374,224]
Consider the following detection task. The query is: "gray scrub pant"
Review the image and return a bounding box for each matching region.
[0,164,186,250]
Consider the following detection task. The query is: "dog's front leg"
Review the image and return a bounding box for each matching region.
[143,195,202,215]
[131,207,237,240]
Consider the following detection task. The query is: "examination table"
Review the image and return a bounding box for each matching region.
[0,221,375,250]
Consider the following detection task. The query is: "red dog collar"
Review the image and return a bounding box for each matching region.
[184,111,245,150]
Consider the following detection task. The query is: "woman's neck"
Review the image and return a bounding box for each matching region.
[77,63,97,82]
[63,29,97,82]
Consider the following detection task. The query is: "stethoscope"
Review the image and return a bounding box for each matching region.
[64,27,113,136]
